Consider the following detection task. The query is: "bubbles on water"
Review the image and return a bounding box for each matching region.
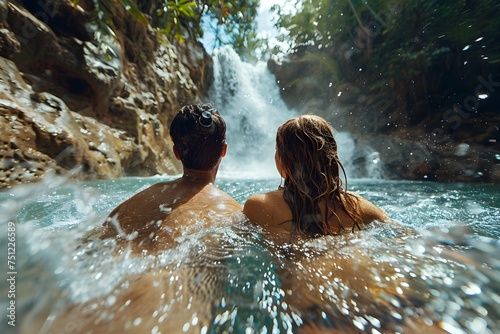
[461,282,482,295]
[455,143,470,156]
[159,204,172,213]
[105,295,117,307]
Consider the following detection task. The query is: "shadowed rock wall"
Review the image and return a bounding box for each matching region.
[268,53,500,183]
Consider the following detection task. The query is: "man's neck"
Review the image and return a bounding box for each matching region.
[181,168,218,184]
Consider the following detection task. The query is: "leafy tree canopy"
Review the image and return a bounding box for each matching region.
[73,0,263,61]
[271,0,500,121]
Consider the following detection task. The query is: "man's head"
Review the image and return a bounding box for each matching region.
[170,104,227,170]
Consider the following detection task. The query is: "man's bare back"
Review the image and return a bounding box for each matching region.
[22,105,244,334]
[100,178,242,253]
[30,175,243,334]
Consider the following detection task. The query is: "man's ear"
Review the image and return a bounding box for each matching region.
[173,145,181,160]
[221,142,227,157]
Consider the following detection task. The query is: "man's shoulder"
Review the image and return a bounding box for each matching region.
[124,181,174,200]
[214,189,243,211]
[201,183,235,198]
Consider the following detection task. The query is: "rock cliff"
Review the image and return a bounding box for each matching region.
[0,0,212,188]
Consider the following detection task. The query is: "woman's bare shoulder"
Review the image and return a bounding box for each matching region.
[243,190,282,226]
[346,191,390,223]
[245,189,283,203]
[243,192,272,215]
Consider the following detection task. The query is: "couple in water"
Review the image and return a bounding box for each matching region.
[31,104,439,333]
[101,103,389,249]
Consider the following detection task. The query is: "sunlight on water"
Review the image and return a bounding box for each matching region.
[0,175,499,333]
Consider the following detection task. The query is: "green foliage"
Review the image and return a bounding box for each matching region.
[199,0,263,61]
[125,0,262,59]
[70,0,154,62]
[155,0,198,42]
[73,0,149,25]
[84,0,262,59]
[70,0,119,61]
[273,0,500,121]
[277,0,500,65]
[273,0,356,51]
[120,0,150,24]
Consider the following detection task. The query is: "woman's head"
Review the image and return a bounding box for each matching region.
[276,115,355,236]
[276,115,340,185]
[170,104,226,170]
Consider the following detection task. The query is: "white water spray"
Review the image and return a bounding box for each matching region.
[336,132,384,179]
[208,46,296,178]
[208,46,383,179]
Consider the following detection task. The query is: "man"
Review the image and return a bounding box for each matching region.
[26,104,242,334]
[100,103,242,253]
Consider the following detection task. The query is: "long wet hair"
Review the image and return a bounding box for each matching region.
[170,104,226,170]
[276,115,361,236]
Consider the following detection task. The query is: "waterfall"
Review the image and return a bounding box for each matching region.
[207,46,382,179]
[207,46,295,178]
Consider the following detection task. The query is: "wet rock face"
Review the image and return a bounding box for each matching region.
[345,133,498,183]
[0,1,211,188]
[1,56,136,187]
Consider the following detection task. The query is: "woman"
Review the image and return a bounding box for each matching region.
[242,115,442,333]
[243,114,390,242]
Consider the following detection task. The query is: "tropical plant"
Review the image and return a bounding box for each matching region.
[198,0,263,60]
[74,0,262,59]
[159,0,198,41]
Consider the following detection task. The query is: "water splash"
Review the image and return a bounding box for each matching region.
[1,175,499,333]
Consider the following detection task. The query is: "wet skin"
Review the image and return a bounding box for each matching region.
[26,167,244,334]
[100,176,242,253]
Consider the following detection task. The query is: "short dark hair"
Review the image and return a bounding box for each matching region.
[169,104,226,170]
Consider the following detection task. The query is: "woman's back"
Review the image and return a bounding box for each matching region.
[243,187,388,243]
[243,114,392,242]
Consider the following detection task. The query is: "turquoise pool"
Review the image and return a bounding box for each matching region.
[0,175,499,333]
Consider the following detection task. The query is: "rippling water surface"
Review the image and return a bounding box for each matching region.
[0,174,499,333]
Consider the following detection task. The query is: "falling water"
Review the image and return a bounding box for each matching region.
[208,46,383,180]
[208,46,296,177]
